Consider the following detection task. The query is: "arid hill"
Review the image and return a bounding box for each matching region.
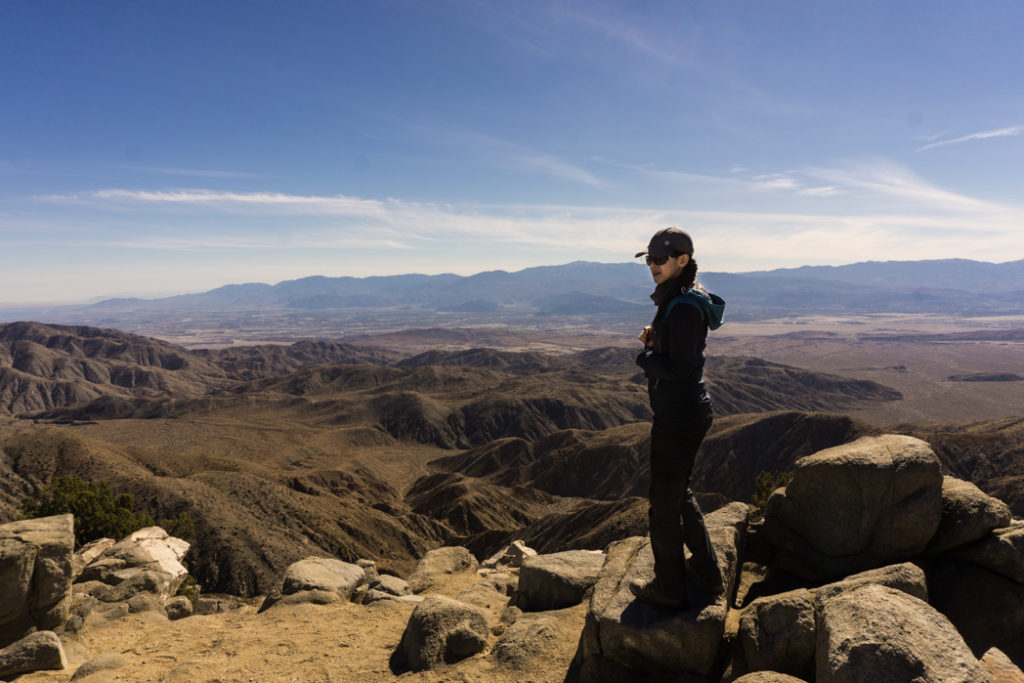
[0,322,229,416]
[2,321,1020,603]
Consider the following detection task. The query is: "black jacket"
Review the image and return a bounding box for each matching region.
[636,296,711,415]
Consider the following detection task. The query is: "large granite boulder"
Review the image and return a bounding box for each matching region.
[927,476,1012,554]
[816,584,990,682]
[575,502,750,681]
[77,526,189,601]
[764,434,942,580]
[392,595,489,672]
[407,546,478,594]
[515,549,606,612]
[0,514,74,646]
[0,631,66,679]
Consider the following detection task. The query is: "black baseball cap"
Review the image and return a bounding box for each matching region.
[635,227,694,259]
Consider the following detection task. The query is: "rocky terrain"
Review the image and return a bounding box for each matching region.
[1,319,1023,680]
[3,433,1023,681]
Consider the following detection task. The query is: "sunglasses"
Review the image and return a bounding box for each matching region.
[644,254,670,266]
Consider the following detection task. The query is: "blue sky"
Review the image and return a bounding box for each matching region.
[2,0,1023,304]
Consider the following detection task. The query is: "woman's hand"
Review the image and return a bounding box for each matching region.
[638,325,653,348]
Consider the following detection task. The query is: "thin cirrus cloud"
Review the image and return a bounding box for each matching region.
[34,174,1024,267]
[916,125,1023,152]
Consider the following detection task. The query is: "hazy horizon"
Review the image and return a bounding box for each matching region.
[2,255,1021,309]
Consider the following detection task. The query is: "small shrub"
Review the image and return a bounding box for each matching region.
[20,475,154,548]
[176,573,200,605]
[751,470,794,520]
[159,511,196,540]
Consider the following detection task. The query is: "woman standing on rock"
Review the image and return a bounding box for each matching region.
[630,227,725,609]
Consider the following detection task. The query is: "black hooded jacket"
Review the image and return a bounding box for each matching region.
[635,276,716,414]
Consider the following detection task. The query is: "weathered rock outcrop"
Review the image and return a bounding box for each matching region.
[407,545,478,593]
[77,526,190,602]
[0,514,74,646]
[735,562,928,679]
[763,434,943,580]
[574,502,750,680]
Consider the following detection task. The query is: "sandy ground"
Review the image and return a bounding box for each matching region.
[17,572,588,683]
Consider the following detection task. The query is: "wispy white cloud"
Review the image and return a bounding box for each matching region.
[751,174,800,191]
[916,125,1023,151]
[111,165,266,179]
[31,179,1024,265]
[807,162,1008,213]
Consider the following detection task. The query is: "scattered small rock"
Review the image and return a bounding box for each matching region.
[482,540,536,569]
[164,595,194,620]
[70,652,127,681]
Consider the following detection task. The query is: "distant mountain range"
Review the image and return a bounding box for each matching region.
[3,259,1022,333]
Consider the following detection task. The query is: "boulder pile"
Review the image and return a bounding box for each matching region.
[571,434,1024,682]
[0,517,193,679]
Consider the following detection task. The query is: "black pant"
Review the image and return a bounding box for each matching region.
[648,406,720,591]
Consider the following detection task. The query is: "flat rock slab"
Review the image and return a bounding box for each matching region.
[516,549,605,612]
[281,557,365,599]
[0,631,67,679]
[577,502,750,680]
[817,584,989,683]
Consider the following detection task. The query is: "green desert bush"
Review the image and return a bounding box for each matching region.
[20,474,196,547]
[21,475,154,547]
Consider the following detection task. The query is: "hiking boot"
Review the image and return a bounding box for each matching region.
[689,572,724,596]
[628,578,688,609]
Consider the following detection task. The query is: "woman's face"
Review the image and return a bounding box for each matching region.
[649,253,690,284]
